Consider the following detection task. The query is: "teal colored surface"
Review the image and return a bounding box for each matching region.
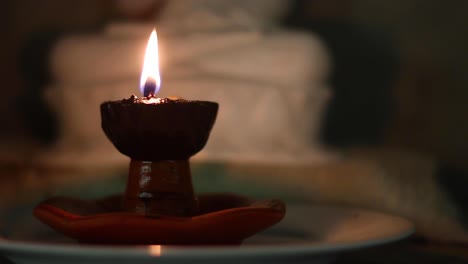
[47,162,300,202]
[192,163,292,200]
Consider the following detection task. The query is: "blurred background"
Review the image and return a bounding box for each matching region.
[0,0,468,246]
[0,0,467,169]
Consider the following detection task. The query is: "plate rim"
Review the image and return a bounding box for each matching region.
[0,228,414,259]
[0,205,415,259]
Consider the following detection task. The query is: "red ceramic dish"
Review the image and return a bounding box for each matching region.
[34,193,286,245]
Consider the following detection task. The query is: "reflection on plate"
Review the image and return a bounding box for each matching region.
[0,204,413,264]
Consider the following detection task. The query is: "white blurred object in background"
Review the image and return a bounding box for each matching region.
[39,0,337,170]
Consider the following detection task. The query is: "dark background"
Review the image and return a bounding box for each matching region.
[0,0,467,170]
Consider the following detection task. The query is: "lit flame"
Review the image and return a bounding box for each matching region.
[140,29,161,96]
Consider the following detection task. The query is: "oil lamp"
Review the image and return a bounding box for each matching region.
[34,29,285,245]
[101,29,218,217]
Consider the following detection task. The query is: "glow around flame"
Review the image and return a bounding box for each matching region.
[140,29,161,95]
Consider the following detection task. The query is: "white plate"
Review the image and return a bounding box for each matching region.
[0,204,413,264]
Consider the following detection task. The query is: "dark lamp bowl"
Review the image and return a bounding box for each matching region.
[100,97,218,161]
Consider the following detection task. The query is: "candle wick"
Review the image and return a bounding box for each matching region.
[143,79,157,97]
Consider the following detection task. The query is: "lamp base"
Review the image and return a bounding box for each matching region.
[34,193,286,245]
[124,159,197,217]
